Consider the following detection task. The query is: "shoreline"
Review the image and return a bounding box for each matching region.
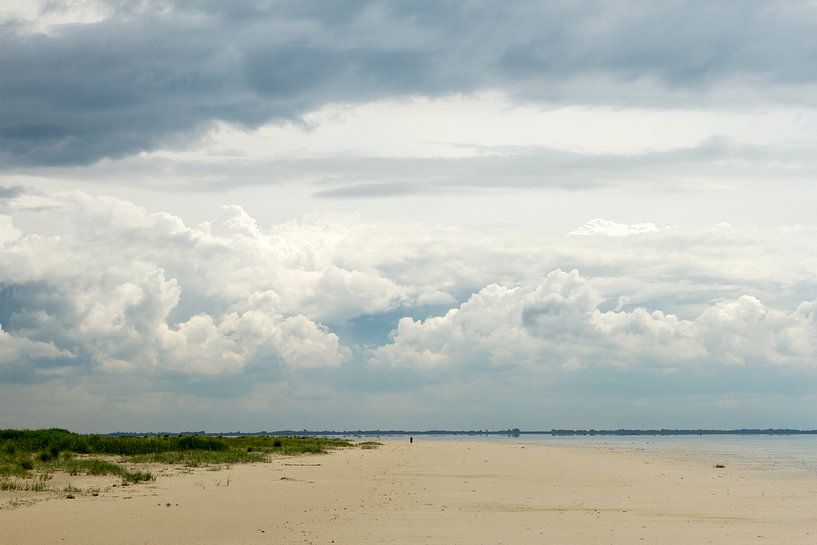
[2,439,816,544]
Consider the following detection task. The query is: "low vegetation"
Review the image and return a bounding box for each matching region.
[0,429,355,495]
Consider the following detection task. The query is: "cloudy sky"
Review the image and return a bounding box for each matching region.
[2,1,817,432]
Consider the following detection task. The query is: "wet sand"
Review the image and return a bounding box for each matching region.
[2,439,816,544]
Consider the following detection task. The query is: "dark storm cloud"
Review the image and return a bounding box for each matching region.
[2,0,817,166]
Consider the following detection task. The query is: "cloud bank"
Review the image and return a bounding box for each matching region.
[374,271,817,372]
[2,188,817,429]
[3,1,817,166]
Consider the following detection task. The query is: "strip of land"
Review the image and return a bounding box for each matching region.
[2,439,816,544]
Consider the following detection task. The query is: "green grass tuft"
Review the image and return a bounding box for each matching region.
[122,469,154,483]
[0,474,50,492]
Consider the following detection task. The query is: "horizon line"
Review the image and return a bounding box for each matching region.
[98,428,817,437]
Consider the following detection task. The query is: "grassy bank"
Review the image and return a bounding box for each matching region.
[0,429,355,494]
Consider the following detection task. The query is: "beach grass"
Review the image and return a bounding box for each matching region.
[37,457,156,483]
[0,429,355,489]
[129,449,266,466]
[0,474,50,492]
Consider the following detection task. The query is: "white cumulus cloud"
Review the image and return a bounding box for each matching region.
[371,270,817,372]
[569,218,660,237]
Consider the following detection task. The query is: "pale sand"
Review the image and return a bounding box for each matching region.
[2,439,816,544]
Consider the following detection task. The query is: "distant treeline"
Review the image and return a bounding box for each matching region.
[545,429,817,436]
[106,428,817,437]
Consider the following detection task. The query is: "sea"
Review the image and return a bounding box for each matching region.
[362,433,817,473]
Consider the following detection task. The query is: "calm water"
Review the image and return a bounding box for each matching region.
[525,434,817,472]
[368,433,817,473]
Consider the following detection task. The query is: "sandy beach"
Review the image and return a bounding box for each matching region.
[2,439,816,545]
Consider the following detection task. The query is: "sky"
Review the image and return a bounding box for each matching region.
[2,1,817,432]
